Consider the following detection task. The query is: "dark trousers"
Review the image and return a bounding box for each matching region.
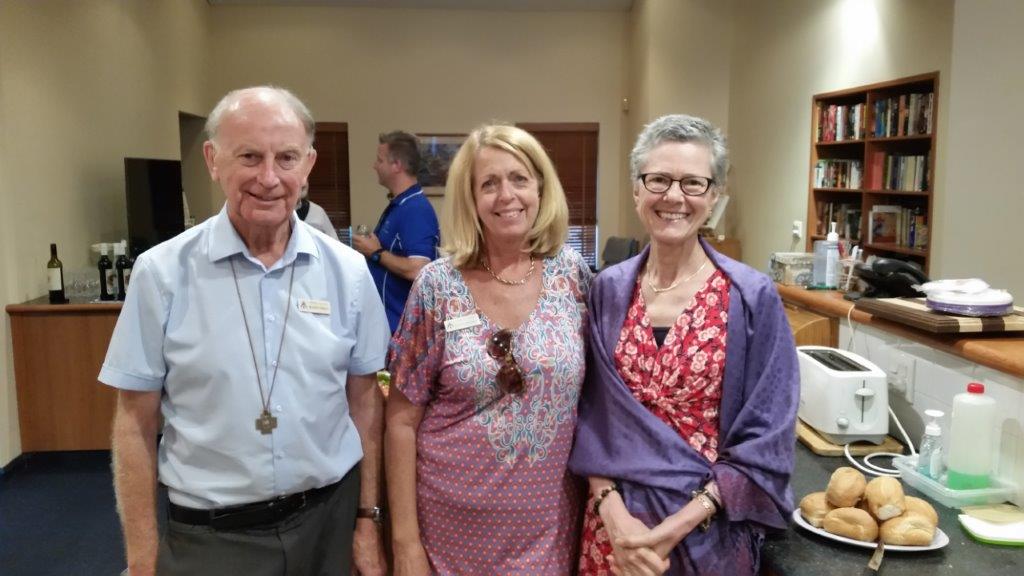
[157,465,360,576]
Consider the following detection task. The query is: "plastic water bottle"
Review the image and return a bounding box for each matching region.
[812,222,841,288]
[947,382,996,489]
[916,409,944,479]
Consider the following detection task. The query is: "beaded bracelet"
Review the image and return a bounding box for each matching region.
[592,483,619,516]
[691,488,717,532]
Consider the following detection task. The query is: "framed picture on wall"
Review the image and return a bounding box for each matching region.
[415,133,466,197]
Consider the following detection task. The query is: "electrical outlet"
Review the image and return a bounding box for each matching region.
[888,352,916,403]
[792,220,803,239]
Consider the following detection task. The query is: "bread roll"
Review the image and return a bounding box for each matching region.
[903,496,939,527]
[864,476,906,520]
[826,467,866,507]
[799,492,834,528]
[880,512,936,546]
[823,507,879,542]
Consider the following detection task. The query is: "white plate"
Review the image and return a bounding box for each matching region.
[791,509,949,552]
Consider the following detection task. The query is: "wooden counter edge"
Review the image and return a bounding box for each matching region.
[6,300,123,314]
[775,284,1024,379]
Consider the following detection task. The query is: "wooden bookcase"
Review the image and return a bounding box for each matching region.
[807,72,938,273]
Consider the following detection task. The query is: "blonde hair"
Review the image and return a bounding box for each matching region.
[441,124,568,268]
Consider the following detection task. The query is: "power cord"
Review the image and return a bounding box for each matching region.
[843,406,917,477]
[841,304,916,477]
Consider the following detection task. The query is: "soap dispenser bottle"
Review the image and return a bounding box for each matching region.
[916,409,944,479]
[813,221,841,289]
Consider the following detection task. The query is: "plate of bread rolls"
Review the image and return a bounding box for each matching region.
[794,466,949,551]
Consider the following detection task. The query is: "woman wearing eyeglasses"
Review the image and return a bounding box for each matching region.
[569,115,798,576]
[385,124,592,575]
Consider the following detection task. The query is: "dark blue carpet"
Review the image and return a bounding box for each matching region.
[0,451,128,576]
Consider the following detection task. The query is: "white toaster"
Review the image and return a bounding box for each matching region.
[797,346,889,445]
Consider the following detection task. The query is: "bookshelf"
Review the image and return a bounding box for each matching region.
[807,72,938,273]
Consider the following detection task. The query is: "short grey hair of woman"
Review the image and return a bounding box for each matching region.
[629,114,729,188]
[441,124,568,268]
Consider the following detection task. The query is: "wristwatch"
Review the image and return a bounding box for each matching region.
[357,506,386,525]
[369,248,385,264]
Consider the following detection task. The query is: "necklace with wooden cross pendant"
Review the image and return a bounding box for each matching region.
[231,258,296,434]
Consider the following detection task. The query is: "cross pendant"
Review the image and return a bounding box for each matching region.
[255,410,278,434]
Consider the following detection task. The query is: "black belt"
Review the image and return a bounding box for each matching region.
[168,479,341,530]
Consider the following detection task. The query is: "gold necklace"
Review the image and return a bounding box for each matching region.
[482,255,536,286]
[647,257,709,294]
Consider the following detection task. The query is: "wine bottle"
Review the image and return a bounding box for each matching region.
[98,243,114,301]
[114,241,129,301]
[47,243,66,304]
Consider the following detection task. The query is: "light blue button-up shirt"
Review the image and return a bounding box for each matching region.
[99,207,389,509]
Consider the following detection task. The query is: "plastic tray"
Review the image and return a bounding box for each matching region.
[893,455,1015,509]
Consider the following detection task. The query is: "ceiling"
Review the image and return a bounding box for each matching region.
[208,0,633,11]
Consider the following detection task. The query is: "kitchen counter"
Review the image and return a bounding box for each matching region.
[6,296,122,450]
[776,285,1024,379]
[763,444,1023,575]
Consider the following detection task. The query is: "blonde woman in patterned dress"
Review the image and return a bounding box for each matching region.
[385,124,592,575]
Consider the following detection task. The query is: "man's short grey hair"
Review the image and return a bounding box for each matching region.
[205,86,316,147]
[629,114,729,186]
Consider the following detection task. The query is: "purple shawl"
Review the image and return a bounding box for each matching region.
[568,238,799,575]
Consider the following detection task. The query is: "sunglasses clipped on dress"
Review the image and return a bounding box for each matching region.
[486,329,525,395]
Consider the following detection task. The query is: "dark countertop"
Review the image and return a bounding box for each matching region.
[763,445,1022,574]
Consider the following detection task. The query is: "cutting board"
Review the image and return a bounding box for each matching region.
[855,297,1024,334]
[796,419,905,456]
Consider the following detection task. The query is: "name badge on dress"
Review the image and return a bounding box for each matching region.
[445,313,481,333]
[297,299,331,315]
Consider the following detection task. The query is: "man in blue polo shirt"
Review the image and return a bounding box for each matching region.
[353,131,440,332]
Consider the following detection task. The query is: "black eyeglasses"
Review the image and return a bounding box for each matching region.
[638,173,715,196]
[486,329,525,395]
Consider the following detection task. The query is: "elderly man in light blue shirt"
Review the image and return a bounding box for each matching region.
[101,86,389,576]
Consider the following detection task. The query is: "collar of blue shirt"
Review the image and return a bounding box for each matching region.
[206,206,320,271]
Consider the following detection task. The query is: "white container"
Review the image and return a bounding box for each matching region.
[812,222,840,288]
[947,382,996,490]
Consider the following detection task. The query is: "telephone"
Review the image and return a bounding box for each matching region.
[852,257,930,298]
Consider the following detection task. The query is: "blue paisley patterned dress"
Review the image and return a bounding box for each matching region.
[388,246,592,575]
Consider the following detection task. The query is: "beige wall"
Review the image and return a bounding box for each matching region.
[622,0,734,240]
[727,0,954,273]
[0,0,211,466]
[206,6,628,240]
[939,0,1024,296]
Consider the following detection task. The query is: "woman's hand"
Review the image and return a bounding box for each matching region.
[616,498,710,560]
[392,540,431,576]
[600,494,671,576]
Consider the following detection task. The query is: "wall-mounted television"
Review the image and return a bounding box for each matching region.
[124,158,184,258]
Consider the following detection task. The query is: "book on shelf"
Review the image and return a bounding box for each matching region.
[815,102,865,142]
[868,205,900,244]
[871,93,934,138]
[873,153,928,191]
[815,200,861,241]
[814,159,862,189]
[867,205,928,248]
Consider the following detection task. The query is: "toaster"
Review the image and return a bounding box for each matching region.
[797,346,889,445]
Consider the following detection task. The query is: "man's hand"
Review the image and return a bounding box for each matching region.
[352,232,382,257]
[351,519,386,576]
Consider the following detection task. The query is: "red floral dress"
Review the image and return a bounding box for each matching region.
[578,270,731,575]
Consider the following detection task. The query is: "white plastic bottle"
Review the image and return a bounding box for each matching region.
[812,221,841,288]
[947,382,996,489]
[916,409,944,479]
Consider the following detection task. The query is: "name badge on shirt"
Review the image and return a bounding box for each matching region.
[297,299,331,315]
[445,313,481,333]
